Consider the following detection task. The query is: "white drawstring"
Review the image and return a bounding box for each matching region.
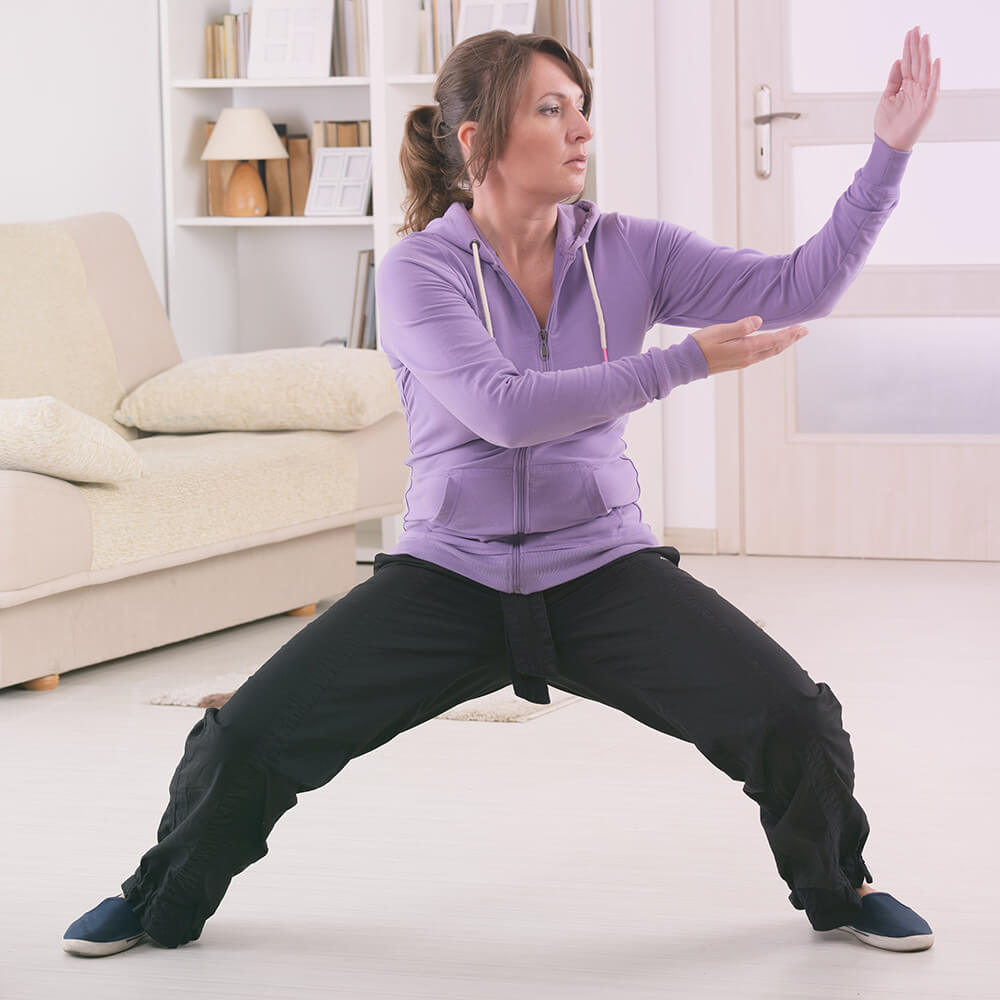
[580,243,608,362]
[470,240,495,339]
[470,238,607,360]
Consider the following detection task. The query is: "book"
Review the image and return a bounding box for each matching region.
[214,24,224,78]
[343,0,357,76]
[432,0,454,72]
[223,14,236,78]
[336,121,360,145]
[348,249,372,349]
[237,12,248,77]
[358,119,370,145]
[332,0,344,75]
[418,1,433,74]
[287,136,312,216]
[205,24,215,77]
[361,251,377,349]
[354,0,368,75]
[265,125,292,216]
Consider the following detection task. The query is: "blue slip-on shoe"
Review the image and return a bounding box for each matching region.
[63,896,150,957]
[835,892,934,952]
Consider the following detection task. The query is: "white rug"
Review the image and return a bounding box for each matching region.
[149,674,580,723]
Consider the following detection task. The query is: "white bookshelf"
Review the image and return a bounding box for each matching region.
[158,0,603,358]
[159,0,669,542]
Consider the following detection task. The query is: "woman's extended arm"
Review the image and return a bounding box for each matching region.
[621,27,940,333]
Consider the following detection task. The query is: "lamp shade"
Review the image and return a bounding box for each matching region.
[201,108,289,161]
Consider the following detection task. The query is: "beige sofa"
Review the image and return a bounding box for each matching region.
[0,212,408,692]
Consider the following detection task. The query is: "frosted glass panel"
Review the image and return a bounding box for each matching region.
[787,0,1000,92]
[791,143,1000,265]
[795,317,1000,434]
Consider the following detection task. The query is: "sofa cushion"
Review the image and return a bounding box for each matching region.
[0,471,93,591]
[0,222,136,440]
[78,429,360,571]
[114,347,402,434]
[0,396,145,483]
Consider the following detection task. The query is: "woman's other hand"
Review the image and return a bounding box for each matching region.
[691,316,807,376]
[874,26,942,152]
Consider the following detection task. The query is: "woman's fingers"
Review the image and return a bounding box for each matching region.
[693,316,808,375]
[929,57,942,108]
[901,26,914,80]
[747,324,808,362]
[920,34,931,89]
[885,58,902,97]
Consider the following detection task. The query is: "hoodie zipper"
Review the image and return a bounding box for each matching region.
[512,445,527,593]
[538,328,549,363]
[479,229,585,594]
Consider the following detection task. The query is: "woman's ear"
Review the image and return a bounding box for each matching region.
[457,120,478,163]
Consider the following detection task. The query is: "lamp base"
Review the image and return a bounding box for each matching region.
[223,161,268,217]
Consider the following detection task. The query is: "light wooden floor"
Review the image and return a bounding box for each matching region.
[1,554,998,1000]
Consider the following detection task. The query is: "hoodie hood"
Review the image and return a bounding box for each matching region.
[423,199,602,267]
[421,199,608,358]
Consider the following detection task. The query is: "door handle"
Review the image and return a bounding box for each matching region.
[754,85,801,179]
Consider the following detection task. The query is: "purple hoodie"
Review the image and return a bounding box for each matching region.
[375,134,911,594]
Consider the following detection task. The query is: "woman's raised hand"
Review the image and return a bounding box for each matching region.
[691,316,807,376]
[874,26,941,153]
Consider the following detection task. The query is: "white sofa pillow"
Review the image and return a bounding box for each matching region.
[114,347,402,433]
[0,396,144,483]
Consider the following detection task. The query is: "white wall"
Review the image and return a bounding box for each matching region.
[654,1,719,533]
[0,0,166,303]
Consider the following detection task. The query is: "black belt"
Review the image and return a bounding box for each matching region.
[499,591,559,704]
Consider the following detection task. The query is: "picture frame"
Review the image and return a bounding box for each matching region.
[246,0,335,79]
[455,0,538,44]
[304,146,373,216]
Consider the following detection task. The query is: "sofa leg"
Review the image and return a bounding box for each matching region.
[20,674,60,691]
[287,604,317,617]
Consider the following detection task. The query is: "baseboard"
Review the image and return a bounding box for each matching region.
[661,527,719,554]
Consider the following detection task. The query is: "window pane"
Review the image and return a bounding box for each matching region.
[787,0,1000,92]
[795,316,1000,434]
[791,143,1000,266]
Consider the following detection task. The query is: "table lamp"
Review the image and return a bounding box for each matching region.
[201,108,289,217]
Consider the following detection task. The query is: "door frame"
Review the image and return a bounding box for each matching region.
[711,0,745,554]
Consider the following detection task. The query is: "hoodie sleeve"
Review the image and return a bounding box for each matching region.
[618,134,911,331]
[376,248,708,450]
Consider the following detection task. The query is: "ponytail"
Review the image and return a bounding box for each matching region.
[398,103,470,236]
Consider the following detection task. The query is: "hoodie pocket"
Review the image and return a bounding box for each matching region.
[430,467,516,538]
[525,460,640,534]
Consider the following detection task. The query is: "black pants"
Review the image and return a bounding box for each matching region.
[122,547,872,947]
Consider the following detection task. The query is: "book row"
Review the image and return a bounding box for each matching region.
[417,0,593,74]
[322,249,376,350]
[204,0,369,80]
[201,1,591,82]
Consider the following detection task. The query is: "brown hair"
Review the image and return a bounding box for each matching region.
[397,31,592,236]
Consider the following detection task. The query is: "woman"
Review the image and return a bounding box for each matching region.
[64,26,941,957]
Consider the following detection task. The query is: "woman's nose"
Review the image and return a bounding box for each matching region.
[570,109,594,142]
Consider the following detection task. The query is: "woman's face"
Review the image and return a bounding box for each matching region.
[466,51,594,205]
